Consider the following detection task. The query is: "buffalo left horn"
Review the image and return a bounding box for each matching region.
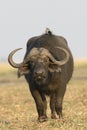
[8,48,23,68]
[55,47,70,66]
[45,47,70,66]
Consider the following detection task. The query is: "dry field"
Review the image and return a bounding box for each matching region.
[0,60,87,130]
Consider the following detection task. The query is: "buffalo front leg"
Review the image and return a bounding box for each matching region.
[40,92,47,119]
[30,89,47,122]
[50,93,57,119]
[55,86,66,118]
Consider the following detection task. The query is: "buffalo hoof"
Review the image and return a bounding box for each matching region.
[51,113,58,119]
[38,115,48,122]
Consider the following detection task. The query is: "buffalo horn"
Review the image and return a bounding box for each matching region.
[50,47,70,66]
[8,48,23,68]
[23,47,69,66]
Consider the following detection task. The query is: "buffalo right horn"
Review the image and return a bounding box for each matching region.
[8,48,23,68]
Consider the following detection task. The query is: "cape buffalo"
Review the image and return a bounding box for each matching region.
[8,28,74,122]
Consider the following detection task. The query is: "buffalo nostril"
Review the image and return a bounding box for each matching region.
[35,71,44,76]
[34,71,46,79]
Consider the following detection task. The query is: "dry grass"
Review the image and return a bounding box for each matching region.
[0,60,87,130]
[74,59,87,68]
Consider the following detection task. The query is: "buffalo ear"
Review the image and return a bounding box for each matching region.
[48,63,61,73]
[17,66,30,78]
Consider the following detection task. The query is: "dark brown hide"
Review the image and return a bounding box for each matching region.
[8,29,74,122]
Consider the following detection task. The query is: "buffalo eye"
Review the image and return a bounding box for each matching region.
[29,60,35,69]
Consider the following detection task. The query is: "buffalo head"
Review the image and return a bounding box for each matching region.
[8,47,69,85]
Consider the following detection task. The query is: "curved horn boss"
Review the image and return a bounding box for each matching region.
[8,28,74,122]
[37,47,70,66]
[23,46,69,66]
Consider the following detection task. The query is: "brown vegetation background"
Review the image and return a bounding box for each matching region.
[0,60,87,130]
